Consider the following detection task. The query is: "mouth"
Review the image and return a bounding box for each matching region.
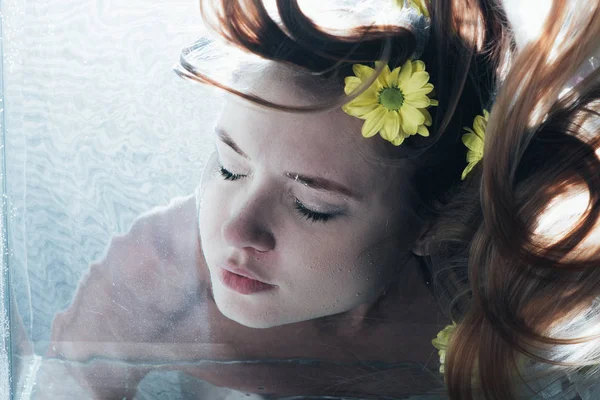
[218,267,276,295]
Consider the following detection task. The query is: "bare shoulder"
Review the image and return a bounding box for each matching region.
[50,194,206,347]
[100,193,206,309]
[121,194,198,253]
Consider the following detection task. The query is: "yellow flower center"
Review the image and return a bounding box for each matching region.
[379,87,404,110]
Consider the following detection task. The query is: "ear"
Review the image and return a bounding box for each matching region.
[412,223,435,257]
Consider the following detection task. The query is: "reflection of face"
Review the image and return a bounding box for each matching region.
[199,68,423,328]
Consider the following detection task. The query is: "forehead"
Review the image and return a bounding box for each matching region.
[217,63,416,203]
[240,62,342,105]
[219,67,390,184]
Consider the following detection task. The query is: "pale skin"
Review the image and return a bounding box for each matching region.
[40,67,445,398]
[202,68,427,329]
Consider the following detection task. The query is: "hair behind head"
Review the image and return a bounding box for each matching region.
[430,1,600,398]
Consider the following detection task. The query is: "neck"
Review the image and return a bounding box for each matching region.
[314,256,438,338]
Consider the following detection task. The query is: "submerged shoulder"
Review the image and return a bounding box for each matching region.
[100,193,204,304]
[106,194,199,262]
[51,194,205,344]
[123,194,200,261]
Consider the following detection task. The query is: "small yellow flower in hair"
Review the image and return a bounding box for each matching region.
[407,0,430,17]
[431,323,457,375]
[343,60,438,146]
[461,110,489,180]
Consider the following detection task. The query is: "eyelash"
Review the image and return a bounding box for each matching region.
[218,165,336,223]
[293,199,335,223]
[219,166,246,181]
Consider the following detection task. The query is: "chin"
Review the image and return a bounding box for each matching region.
[215,299,285,329]
[213,290,322,329]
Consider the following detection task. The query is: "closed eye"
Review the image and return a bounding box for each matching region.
[293,198,336,223]
[219,165,338,224]
[219,166,246,181]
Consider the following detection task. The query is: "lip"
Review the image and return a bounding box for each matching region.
[218,268,276,295]
[223,265,267,282]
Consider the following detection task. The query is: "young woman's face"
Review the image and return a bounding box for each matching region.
[199,71,423,328]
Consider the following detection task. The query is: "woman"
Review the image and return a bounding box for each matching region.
[38,0,503,398]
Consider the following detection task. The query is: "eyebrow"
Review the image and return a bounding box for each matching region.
[215,127,359,200]
[215,128,249,159]
[285,173,359,199]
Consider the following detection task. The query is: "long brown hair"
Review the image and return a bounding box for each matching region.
[431,1,600,398]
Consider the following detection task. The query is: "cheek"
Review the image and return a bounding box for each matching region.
[283,231,404,306]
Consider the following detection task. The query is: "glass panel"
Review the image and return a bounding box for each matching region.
[4,0,447,398]
[0,0,12,394]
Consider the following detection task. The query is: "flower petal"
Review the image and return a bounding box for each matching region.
[381,111,401,142]
[473,115,487,138]
[343,103,377,118]
[412,60,426,72]
[397,59,413,86]
[348,90,378,107]
[388,66,401,87]
[375,61,391,87]
[400,104,425,135]
[408,0,429,17]
[402,71,430,92]
[404,94,431,108]
[361,106,387,138]
[467,150,482,163]
[344,76,362,95]
[400,113,417,136]
[462,132,484,152]
[420,108,432,126]
[429,98,439,106]
[432,324,456,350]
[352,64,375,81]
[461,162,476,180]
[391,133,407,146]
[417,124,429,137]
[408,83,434,96]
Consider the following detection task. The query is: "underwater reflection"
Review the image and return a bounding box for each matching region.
[37,193,446,399]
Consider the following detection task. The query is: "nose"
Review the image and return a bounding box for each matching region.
[221,189,276,253]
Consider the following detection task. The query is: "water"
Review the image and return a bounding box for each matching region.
[2,0,217,396]
[4,0,216,349]
[0,0,448,398]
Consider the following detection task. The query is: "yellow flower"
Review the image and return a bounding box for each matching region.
[431,323,457,375]
[394,0,429,16]
[407,0,429,17]
[343,60,438,146]
[461,110,489,180]
[395,0,429,17]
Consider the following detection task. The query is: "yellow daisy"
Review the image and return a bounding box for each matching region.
[431,323,457,375]
[461,110,489,180]
[395,0,429,17]
[343,60,438,146]
[407,0,429,17]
